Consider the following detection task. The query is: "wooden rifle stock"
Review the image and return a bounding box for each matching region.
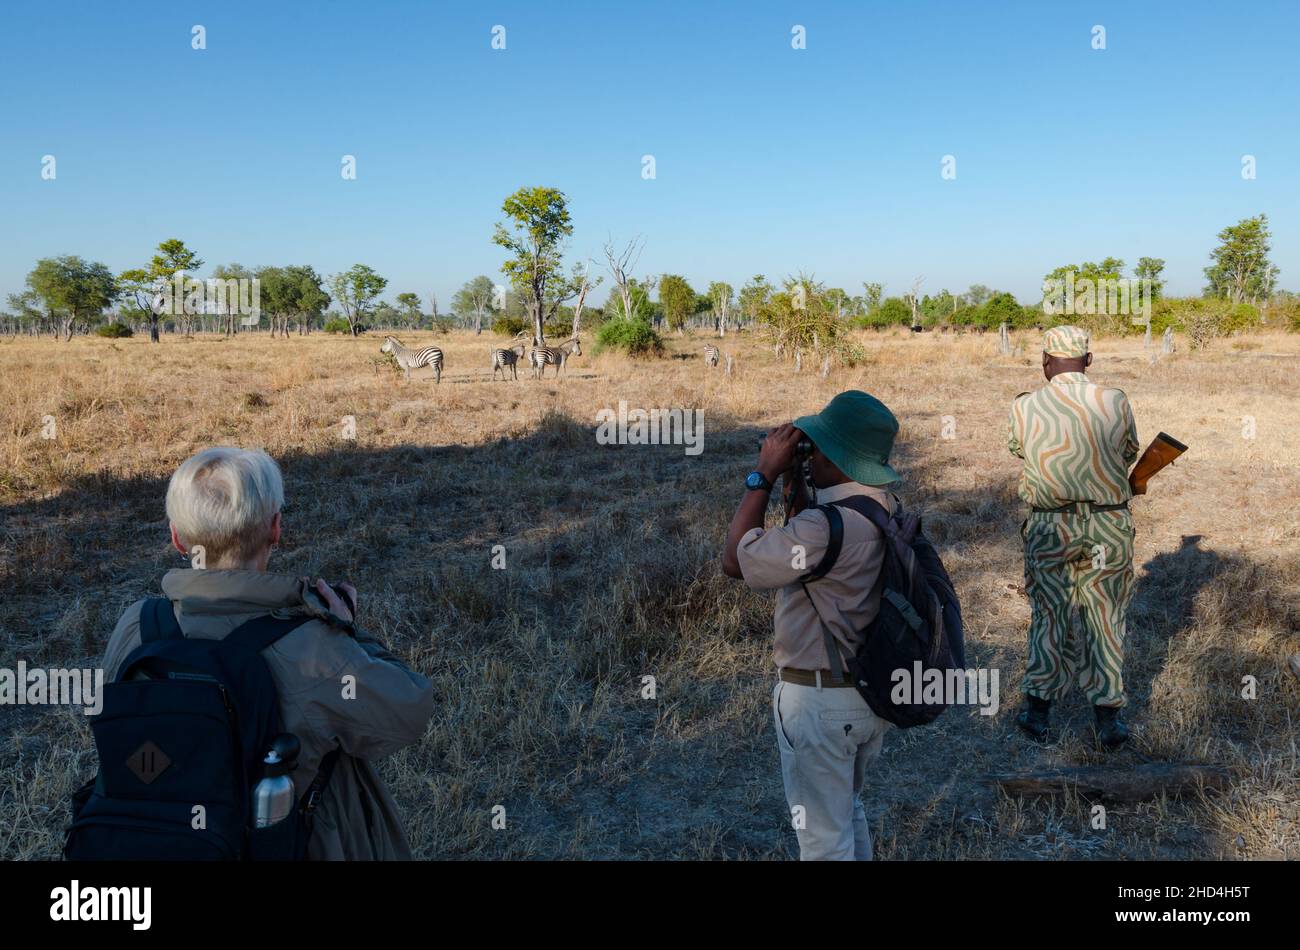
[1128,432,1187,495]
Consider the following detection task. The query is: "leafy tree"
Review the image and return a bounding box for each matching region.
[760,274,852,360]
[395,292,425,329]
[920,289,957,326]
[493,186,573,344]
[27,256,117,341]
[706,280,734,335]
[658,274,696,333]
[211,263,252,335]
[4,291,45,335]
[261,265,331,338]
[738,275,772,328]
[1134,257,1166,301]
[861,282,884,313]
[1204,214,1278,305]
[118,238,204,342]
[855,296,913,329]
[451,276,496,335]
[328,264,387,336]
[605,278,656,322]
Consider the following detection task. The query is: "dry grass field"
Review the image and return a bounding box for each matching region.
[1,327,1297,860]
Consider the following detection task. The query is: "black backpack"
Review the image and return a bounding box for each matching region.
[65,598,338,861]
[800,495,966,728]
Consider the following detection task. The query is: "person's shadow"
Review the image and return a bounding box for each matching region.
[1124,534,1232,724]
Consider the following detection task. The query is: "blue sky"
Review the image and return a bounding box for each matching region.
[1,0,1296,309]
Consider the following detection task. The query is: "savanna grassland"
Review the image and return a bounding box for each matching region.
[1,327,1297,860]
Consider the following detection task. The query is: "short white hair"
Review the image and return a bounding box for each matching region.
[165,447,284,564]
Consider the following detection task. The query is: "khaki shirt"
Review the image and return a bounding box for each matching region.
[103,568,437,861]
[1008,371,1139,508]
[736,481,890,671]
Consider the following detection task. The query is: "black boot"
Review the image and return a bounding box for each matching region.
[1015,695,1051,742]
[1094,705,1129,749]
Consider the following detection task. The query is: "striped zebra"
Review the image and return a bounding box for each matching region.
[491,341,527,381]
[380,336,443,383]
[703,344,721,367]
[529,337,581,380]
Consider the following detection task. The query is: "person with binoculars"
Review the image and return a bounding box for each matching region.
[721,391,904,861]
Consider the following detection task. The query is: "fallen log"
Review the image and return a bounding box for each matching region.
[989,763,1231,803]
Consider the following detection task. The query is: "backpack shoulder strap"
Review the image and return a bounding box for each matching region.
[140,597,183,643]
[799,504,844,581]
[222,613,314,656]
[830,493,892,532]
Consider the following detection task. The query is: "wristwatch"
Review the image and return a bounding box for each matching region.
[745,471,774,492]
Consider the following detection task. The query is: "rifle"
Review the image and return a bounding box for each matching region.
[1128,432,1188,495]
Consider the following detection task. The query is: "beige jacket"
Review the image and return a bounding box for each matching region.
[103,568,436,860]
[736,481,891,671]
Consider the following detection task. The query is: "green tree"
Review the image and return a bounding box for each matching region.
[211,263,252,335]
[260,265,330,337]
[328,264,387,336]
[451,276,496,335]
[856,296,912,329]
[289,265,330,334]
[118,238,204,342]
[705,280,734,335]
[861,282,884,313]
[493,186,573,344]
[1134,257,1166,301]
[1204,214,1278,305]
[658,274,696,333]
[395,292,425,328]
[4,291,45,336]
[739,275,772,328]
[27,256,117,341]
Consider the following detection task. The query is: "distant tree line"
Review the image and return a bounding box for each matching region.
[3,212,1293,348]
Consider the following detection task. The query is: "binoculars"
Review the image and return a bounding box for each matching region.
[758,433,814,457]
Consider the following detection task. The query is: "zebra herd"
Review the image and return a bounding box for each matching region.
[381,333,583,384]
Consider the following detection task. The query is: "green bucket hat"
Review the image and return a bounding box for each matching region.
[794,390,900,486]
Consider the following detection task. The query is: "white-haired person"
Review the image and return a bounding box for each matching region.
[101,446,436,859]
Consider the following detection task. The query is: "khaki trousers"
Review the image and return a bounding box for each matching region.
[773,678,891,860]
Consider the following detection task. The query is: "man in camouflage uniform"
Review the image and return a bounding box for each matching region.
[1008,325,1139,748]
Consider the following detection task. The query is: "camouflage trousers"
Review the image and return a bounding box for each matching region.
[1021,507,1135,707]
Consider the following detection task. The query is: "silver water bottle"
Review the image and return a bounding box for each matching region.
[253,734,300,828]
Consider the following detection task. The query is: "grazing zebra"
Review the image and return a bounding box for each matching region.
[380,336,443,383]
[529,337,581,379]
[491,341,527,381]
[703,344,720,367]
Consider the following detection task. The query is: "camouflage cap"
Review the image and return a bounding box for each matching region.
[1043,325,1090,358]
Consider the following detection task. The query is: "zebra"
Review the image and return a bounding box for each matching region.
[491,341,527,381]
[529,337,581,379]
[703,344,720,367]
[380,336,443,383]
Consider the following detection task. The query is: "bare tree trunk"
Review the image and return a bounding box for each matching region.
[572,278,589,339]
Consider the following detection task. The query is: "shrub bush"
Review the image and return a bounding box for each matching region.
[492,316,527,337]
[595,317,664,357]
[1150,299,1258,347]
[323,318,351,334]
[95,323,133,338]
